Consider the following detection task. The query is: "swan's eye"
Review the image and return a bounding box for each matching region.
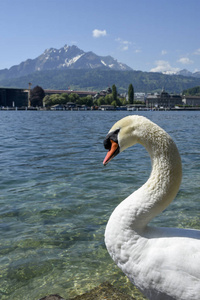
[104,138,111,150]
[103,129,120,150]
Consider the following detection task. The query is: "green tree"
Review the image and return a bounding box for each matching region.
[97,97,106,106]
[69,93,79,103]
[111,100,117,107]
[43,95,52,107]
[120,97,127,105]
[112,84,117,100]
[76,97,84,106]
[85,95,93,107]
[61,93,69,103]
[105,94,113,105]
[30,85,45,107]
[50,94,63,105]
[128,84,134,104]
[116,97,122,106]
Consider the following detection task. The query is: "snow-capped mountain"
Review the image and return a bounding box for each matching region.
[0,45,132,80]
[175,69,200,78]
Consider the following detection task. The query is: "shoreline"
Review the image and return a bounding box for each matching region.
[1,107,200,111]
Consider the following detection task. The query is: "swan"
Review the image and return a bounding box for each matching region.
[103,115,200,300]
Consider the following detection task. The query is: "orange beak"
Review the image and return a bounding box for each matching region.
[103,140,119,166]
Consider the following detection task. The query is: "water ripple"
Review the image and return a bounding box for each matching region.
[0,111,199,299]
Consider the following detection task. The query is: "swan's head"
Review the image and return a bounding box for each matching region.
[103,116,140,165]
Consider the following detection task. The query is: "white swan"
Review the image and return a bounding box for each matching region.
[103,115,200,300]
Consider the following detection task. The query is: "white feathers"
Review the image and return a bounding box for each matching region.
[104,116,200,300]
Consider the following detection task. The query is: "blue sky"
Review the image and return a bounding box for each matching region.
[1,0,200,74]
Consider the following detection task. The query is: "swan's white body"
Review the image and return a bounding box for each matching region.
[103,116,200,300]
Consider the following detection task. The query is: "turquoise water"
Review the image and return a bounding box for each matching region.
[0,111,199,299]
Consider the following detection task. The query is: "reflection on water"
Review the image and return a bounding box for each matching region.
[0,111,199,299]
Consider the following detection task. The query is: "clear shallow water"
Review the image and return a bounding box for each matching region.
[0,110,199,300]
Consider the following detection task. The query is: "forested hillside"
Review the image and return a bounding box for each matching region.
[183,86,200,95]
[1,69,200,94]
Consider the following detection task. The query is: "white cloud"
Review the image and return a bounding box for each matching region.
[115,38,132,51]
[70,41,78,45]
[177,57,193,65]
[194,48,200,55]
[161,50,167,55]
[150,60,180,74]
[122,45,129,51]
[116,38,131,45]
[92,29,107,38]
[116,38,140,53]
[122,40,131,45]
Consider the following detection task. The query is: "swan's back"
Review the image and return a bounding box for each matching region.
[124,227,200,300]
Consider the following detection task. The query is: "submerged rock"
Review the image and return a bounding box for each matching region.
[71,282,135,300]
[39,282,136,300]
[39,295,65,300]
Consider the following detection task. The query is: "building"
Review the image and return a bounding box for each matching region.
[0,87,97,108]
[93,87,112,99]
[44,89,96,98]
[0,88,28,107]
[182,96,200,106]
[146,90,182,109]
[99,105,115,111]
[134,92,146,102]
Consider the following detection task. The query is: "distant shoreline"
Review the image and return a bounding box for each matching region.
[1,107,200,111]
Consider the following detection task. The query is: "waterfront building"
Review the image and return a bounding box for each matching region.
[146,90,182,109]
[134,92,146,102]
[99,105,115,110]
[93,87,112,99]
[182,96,200,106]
[44,89,96,98]
[0,88,28,107]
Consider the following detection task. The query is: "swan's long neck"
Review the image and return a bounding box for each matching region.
[137,123,182,228]
[105,120,182,240]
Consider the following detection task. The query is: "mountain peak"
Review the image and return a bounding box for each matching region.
[176,69,200,78]
[0,44,132,80]
[176,69,193,76]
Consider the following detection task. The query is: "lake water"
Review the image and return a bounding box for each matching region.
[0,110,200,300]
